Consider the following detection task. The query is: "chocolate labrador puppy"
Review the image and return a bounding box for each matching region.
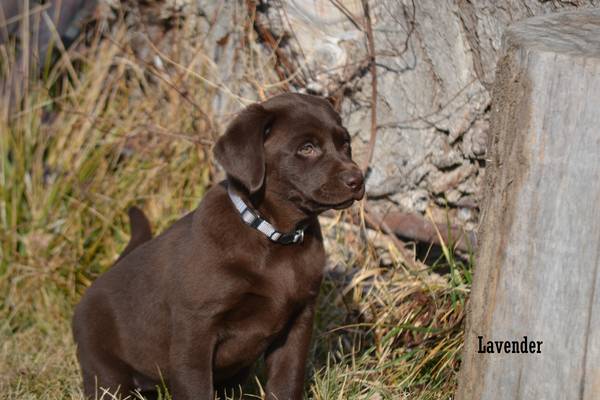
[72,93,365,400]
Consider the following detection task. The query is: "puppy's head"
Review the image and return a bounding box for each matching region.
[214,93,365,213]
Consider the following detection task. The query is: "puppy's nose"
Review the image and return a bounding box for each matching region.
[340,170,364,192]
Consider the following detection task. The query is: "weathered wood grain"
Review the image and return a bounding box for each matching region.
[457,9,600,400]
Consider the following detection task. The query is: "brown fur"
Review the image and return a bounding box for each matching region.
[72,93,365,400]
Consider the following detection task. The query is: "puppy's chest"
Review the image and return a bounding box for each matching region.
[214,254,323,371]
[226,257,322,331]
[214,290,310,372]
[246,242,325,305]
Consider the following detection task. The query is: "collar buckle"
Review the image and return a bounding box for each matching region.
[277,228,305,245]
[293,229,304,244]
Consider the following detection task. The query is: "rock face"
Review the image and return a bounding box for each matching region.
[255,0,598,227]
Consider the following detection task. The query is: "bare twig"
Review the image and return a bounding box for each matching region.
[326,1,420,269]
[328,0,364,32]
[360,0,378,174]
[363,206,420,271]
[245,0,306,90]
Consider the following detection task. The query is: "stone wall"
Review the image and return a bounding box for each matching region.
[255,0,598,228]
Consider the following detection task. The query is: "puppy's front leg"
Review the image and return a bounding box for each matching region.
[265,302,316,400]
[169,316,216,400]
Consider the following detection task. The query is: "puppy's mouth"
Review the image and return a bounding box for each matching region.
[315,198,356,210]
[287,186,365,214]
[309,190,364,211]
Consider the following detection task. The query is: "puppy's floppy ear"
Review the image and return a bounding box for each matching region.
[214,104,273,193]
[325,94,342,113]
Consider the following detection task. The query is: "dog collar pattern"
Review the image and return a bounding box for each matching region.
[227,185,305,245]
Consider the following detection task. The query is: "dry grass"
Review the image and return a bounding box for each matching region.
[0,8,470,400]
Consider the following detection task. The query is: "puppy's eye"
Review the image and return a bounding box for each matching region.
[341,139,351,154]
[298,142,318,157]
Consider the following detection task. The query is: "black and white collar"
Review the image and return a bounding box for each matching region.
[227,184,305,245]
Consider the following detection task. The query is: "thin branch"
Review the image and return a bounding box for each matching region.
[328,0,365,31]
[360,0,378,175]
[363,206,420,271]
[245,0,306,90]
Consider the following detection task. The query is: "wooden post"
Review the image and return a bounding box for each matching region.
[457,9,600,400]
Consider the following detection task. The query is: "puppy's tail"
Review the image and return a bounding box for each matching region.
[118,206,153,261]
